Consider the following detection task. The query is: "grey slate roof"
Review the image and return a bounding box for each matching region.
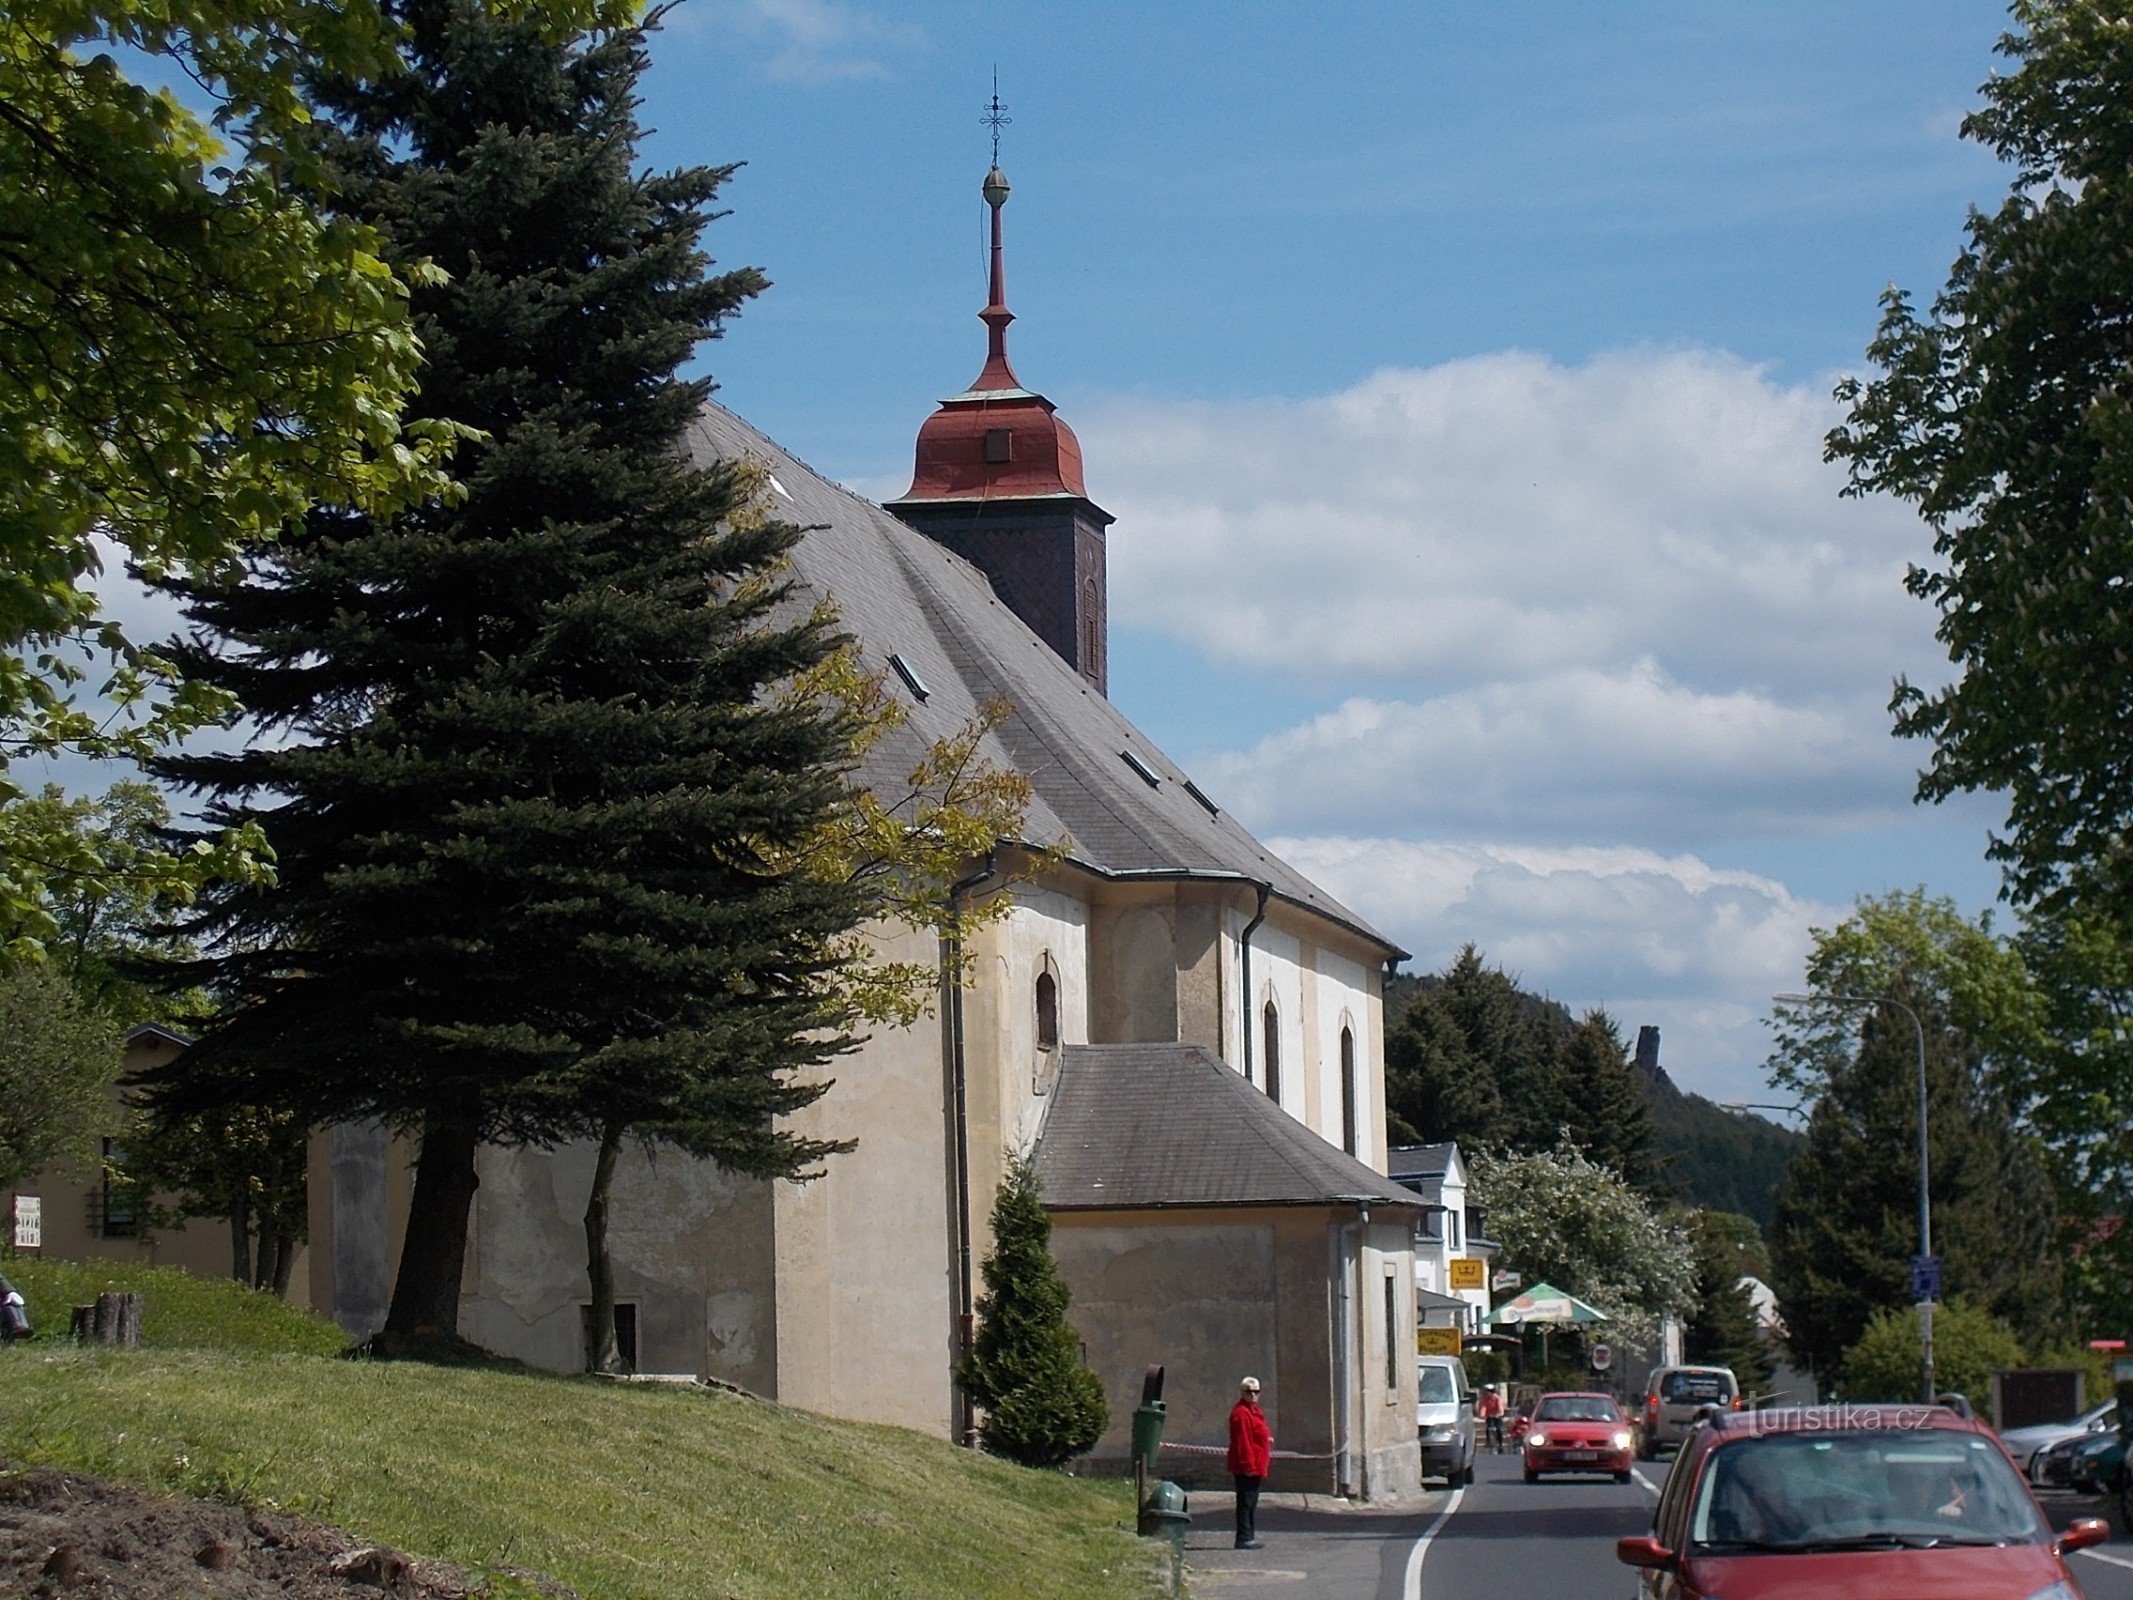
[1387,1143,1458,1183]
[1034,1043,1424,1212]
[682,403,1398,956]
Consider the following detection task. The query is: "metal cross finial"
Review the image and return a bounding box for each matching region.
[982,71,1010,166]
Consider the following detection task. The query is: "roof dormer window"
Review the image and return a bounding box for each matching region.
[984,428,1013,463]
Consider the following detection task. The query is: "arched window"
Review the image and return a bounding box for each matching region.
[1035,970,1058,1051]
[1081,579,1100,672]
[1262,1000,1281,1104]
[1340,1026,1358,1155]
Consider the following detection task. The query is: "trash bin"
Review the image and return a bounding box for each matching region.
[0,1275,30,1344]
[1131,1398,1167,1479]
[1137,1478,1190,1549]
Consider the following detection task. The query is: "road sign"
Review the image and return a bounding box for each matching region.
[1909,1254,1942,1303]
[1492,1270,1523,1293]
[9,1195,38,1252]
[1590,1343,1613,1372]
[1416,1326,1463,1356]
[1448,1257,1486,1291]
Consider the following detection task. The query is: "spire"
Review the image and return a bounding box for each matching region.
[974,80,1018,393]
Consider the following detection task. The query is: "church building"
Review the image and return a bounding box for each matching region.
[307,161,1424,1500]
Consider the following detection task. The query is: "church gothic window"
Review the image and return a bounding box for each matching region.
[1340,1025,1358,1155]
[1035,969,1058,1051]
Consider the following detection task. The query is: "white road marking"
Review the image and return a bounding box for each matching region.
[1400,1484,1467,1600]
[2075,1547,2133,1572]
[1630,1469,1663,1499]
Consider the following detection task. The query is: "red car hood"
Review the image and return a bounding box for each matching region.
[1529,1422,1621,1445]
[1682,1543,2068,1600]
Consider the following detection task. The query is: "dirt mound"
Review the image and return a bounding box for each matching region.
[0,1466,577,1599]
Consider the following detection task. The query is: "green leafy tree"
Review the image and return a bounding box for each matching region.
[960,1154,1107,1468]
[1825,1,2133,919]
[1770,971,2062,1385]
[1839,1299,2026,1415]
[0,962,120,1192]
[1561,1008,1664,1193]
[1385,983,1505,1148]
[1466,1138,1696,1353]
[144,0,868,1352]
[1681,1210,1775,1395]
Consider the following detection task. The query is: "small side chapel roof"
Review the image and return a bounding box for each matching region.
[682,403,1400,956]
[1035,1043,1424,1212]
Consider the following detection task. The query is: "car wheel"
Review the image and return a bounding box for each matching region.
[1462,1461,1476,1487]
[1615,1470,1632,1485]
[1524,1467,1539,1484]
[1637,1433,1655,1461]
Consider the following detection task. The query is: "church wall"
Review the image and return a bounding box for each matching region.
[772,916,959,1437]
[1171,888,1227,1058]
[1088,888,1178,1043]
[1244,923,1307,1123]
[461,1139,776,1391]
[1311,944,1378,1170]
[1353,1216,1423,1499]
[1050,1205,1346,1494]
[987,884,1090,1164]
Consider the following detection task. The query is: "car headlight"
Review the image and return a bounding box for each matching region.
[1422,1425,1454,1441]
[2023,1583,2080,1600]
[1612,1430,1633,1450]
[1527,1432,1548,1448]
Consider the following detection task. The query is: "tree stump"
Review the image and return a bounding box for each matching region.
[73,1292,143,1345]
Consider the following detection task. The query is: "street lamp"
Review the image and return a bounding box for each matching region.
[1775,990,1935,1404]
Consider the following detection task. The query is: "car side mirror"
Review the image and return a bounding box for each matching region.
[1460,1394,1475,1409]
[1615,1536,1674,1571]
[2060,1519,2111,1555]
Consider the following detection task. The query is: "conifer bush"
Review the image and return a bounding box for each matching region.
[961,1155,1107,1468]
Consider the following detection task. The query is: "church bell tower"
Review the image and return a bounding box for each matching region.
[886,159,1115,695]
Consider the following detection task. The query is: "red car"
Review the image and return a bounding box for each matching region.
[1616,1403,2109,1599]
[1523,1390,1634,1483]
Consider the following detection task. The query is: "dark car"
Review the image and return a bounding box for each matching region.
[1523,1390,1633,1484]
[2067,1428,2126,1496]
[1616,1403,2108,1599]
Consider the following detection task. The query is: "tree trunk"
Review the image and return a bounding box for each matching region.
[583,1116,625,1373]
[228,1194,252,1285]
[271,1234,296,1298]
[383,1099,482,1341]
[253,1214,281,1292]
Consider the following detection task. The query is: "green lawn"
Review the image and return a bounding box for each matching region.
[0,1257,345,1355]
[0,1345,1161,1600]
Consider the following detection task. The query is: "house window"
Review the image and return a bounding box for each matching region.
[581,1302,639,1371]
[1262,1001,1281,1104]
[1449,1208,1462,1250]
[1339,1026,1358,1155]
[1384,1271,1399,1393]
[98,1137,139,1238]
[1035,970,1058,1051]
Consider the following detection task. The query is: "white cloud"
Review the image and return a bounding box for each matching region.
[1202,661,1913,843]
[676,0,925,84]
[1269,835,1832,1102]
[1088,348,1936,700]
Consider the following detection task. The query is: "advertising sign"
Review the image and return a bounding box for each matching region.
[1416,1326,1463,1356]
[10,1195,39,1252]
[1448,1257,1486,1292]
[1491,1270,1522,1293]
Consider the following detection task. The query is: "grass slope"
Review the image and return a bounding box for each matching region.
[0,1258,345,1355]
[0,1347,1159,1600]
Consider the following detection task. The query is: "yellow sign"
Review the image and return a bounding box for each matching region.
[1417,1325,1463,1355]
[1447,1257,1486,1291]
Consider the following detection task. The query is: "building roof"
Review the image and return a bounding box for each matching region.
[682,403,1399,955]
[1387,1143,1458,1181]
[1034,1043,1424,1212]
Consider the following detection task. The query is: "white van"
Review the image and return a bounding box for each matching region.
[1417,1355,1476,1486]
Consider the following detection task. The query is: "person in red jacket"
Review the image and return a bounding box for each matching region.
[1227,1375,1273,1549]
[1476,1384,1505,1452]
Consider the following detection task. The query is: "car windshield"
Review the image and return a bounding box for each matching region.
[1535,1396,1619,1423]
[1663,1371,1732,1403]
[1417,1365,1460,1404]
[1690,1430,2045,1552]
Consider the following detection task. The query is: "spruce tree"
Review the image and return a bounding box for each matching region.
[1682,1211,1775,1394]
[1385,984,1505,1147]
[1436,945,1573,1152]
[145,1,866,1348]
[1560,1009,1664,1193]
[961,1155,1107,1468]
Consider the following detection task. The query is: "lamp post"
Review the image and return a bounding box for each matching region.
[1775,990,1935,1404]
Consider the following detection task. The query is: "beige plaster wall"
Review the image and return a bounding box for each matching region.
[1354,1219,1422,1498]
[461,1140,777,1390]
[1312,944,1377,1170]
[1051,1206,1346,1496]
[1089,890,1177,1044]
[772,917,958,1437]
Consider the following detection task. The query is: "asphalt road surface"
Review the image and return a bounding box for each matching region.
[1410,1453,2133,1600]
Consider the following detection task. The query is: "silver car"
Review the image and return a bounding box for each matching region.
[2003,1398,2118,1482]
[1417,1355,1476,1487]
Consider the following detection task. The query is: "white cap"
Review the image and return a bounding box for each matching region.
[1241,1376,1261,1391]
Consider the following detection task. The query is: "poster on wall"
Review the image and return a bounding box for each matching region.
[10,1195,39,1252]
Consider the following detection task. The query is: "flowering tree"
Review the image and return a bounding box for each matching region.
[1467,1138,1696,1353]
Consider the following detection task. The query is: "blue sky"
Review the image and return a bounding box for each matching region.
[623,1,2025,1103]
